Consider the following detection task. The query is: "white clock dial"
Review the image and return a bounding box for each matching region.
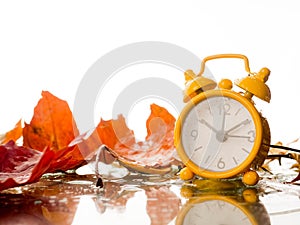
[181,96,256,172]
[183,200,253,225]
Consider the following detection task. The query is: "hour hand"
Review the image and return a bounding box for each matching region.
[199,119,218,133]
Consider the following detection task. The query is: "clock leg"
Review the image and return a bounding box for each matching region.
[179,167,195,180]
[242,170,260,186]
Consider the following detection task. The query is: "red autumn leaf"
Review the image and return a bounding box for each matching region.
[0,119,23,144]
[45,146,77,173]
[96,104,180,173]
[23,90,79,152]
[0,140,55,191]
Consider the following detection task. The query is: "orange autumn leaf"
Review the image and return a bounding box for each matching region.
[0,119,23,144]
[96,115,135,151]
[22,91,88,172]
[96,104,179,172]
[23,91,79,152]
[145,103,176,151]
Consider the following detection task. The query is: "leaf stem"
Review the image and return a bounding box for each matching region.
[265,144,300,153]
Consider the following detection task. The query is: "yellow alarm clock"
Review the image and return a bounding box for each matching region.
[174,54,271,185]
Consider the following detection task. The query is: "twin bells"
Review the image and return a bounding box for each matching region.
[183,54,271,103]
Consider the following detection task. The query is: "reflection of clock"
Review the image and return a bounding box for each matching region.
[176,194,270,225]
[175,54,271,185]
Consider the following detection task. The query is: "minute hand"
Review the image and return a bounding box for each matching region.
[225,119,251,134]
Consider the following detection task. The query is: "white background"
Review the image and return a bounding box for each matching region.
[1,0,300,144]
[1,1,300,224]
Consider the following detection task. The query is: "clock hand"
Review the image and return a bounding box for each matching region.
[221,107,226,132]
[199,119,218,133]
[225,119,251,134]
[225,134,251,139]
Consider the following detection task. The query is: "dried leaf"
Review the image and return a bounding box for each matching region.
[23,91,79,152]
[21,91,88,172]
[262,142,285,170]
[96,115,135,151]
[286,153,300,183]
[0,141,55,191]
[46,145,78,172]
[70,129,103,161]
[263,140,300,183]
[96,104,181,173]
[0,92,181,192]
[0,119,23,144]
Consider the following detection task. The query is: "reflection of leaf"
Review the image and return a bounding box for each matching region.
[0,193,51,224]
[23,91,79,151]
[96,104,181,173]
[100,182,135,209]
[145,186,181,225]
[42,205,75,225]
[0,141,55,191]
[0,119,23,144]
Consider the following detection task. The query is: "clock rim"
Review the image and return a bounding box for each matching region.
[175,194,258,225]
[174,89,263,178]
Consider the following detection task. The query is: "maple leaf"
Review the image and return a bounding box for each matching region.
[96,104,182,174]
[70,129,104,160]
[47,133,103,172]
[0,91,181,192]
[22,91,87,172]
[0,119,23,144]
[0,141,55,191]
[23,90,79,152]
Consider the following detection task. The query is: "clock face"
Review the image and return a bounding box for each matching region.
[182,199,253,225]
[181,95,257,173]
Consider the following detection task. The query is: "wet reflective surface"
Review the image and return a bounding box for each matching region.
[1,163,300,225]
